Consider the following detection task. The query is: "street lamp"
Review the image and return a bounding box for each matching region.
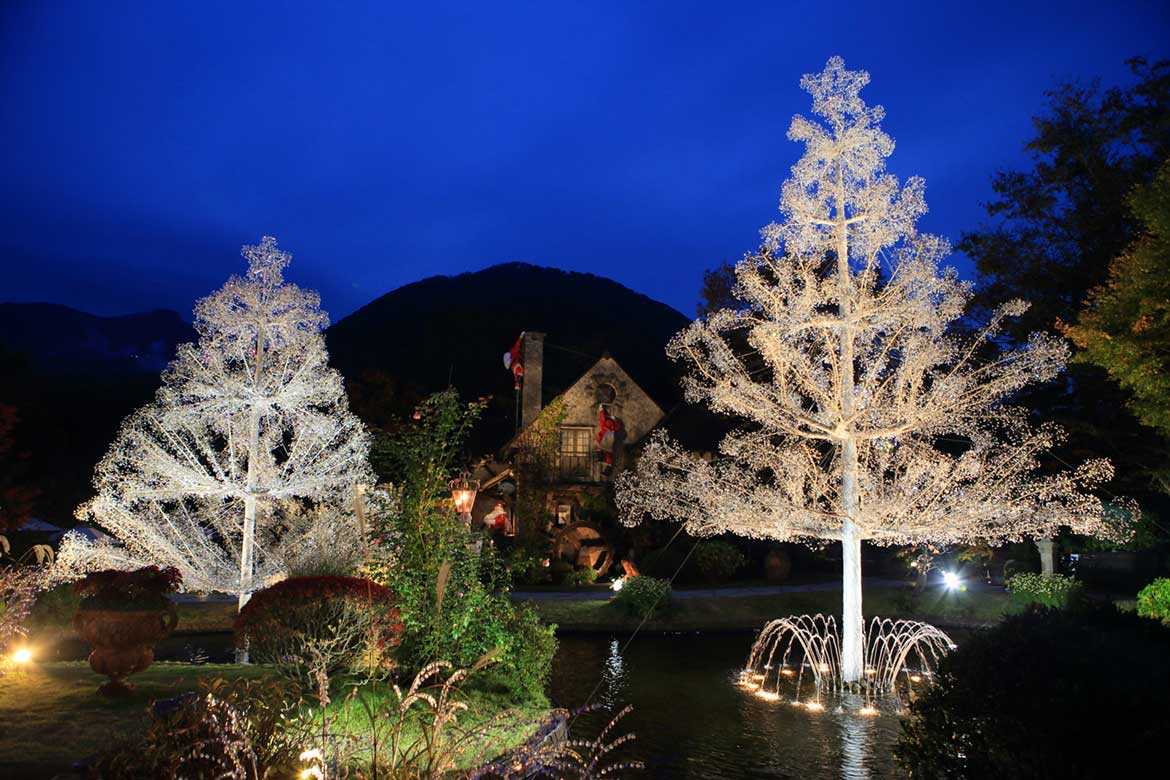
[449,470,480,525]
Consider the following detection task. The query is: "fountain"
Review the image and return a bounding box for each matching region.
[738,615,955,712]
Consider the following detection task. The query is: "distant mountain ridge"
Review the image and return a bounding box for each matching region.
[0,303,193,375]
[326,262,691,444]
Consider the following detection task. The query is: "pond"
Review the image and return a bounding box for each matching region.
[53,630,912,777]
[549,632,906,779]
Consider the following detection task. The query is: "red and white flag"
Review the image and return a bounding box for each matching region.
[503,333,524,388]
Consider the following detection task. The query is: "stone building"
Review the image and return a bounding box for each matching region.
[470,331,665,571]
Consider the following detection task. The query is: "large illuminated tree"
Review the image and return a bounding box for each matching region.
[59,237,373,610]
[617,58,1125,683]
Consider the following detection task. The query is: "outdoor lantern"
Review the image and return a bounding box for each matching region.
[449,470,480,522]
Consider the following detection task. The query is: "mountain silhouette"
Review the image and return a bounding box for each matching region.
[0,265,694,521]
[326,262,691,447]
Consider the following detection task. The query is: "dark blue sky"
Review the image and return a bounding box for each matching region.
[2,1,1168,322]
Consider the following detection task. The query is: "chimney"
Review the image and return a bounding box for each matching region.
[521,332,545,430]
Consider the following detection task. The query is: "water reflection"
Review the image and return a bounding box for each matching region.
[549,633,904,779]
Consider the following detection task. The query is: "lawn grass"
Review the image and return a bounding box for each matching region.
[0,661,271,779]
[521,585,1019,633]
[0,662,547,780]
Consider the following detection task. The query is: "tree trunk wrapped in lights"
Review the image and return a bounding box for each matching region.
[616,57,1130,684]
[56,237,373,611]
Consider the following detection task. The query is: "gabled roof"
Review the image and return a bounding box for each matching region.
[500,354,665,455]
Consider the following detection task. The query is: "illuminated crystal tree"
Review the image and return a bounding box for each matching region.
[60,237,373,610]
[617,58,1124,684]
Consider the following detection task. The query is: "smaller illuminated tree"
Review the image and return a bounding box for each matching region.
[58,238,373,609]
[617,57,1129,684]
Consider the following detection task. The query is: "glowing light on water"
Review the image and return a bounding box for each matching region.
[755,690,781,701]
[805,701,824,712]
[858,705,879,717]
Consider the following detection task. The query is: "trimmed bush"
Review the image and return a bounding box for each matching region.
[896,606,1170,778]
[1005,572,1083,609]
[1137,577,1170,624]
[549,559,574,586]
[691,540,745,584]
[573,567,599,586]
[235,575,403,684]
[613,576,671,618]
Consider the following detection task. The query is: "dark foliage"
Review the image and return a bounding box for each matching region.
[959,58,1170,511]
[896,605,1170,779]
[85,676,305,780]
[691,540,746,584]
[75,566,181,610]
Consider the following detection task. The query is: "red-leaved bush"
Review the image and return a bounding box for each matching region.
[235,576,404,683]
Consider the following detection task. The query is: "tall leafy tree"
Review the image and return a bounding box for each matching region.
[961,57,1170,337]
[57,238,373,608]
[960,58,1170,536]
[1061,161,1170,435]
[618,58,1122,684]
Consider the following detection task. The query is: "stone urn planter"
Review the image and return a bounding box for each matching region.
[74,603,178,695]
[71,565,183,696]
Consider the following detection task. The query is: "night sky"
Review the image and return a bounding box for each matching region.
[2,1,1168,322]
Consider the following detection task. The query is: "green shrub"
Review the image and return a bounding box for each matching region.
[506,544,551,585]
[497,605,558,700]
[549,559,574,585]
[573,567,599,586]
[364,390,558,704]
[1005,572,1083,609]
[27,582,79,627]
[614,576,671,618]
[896,606,1170,778]
[1002,558,1036,580]
[235,576,403,684]
[1137,578,1170,624]
[691,540,745,584]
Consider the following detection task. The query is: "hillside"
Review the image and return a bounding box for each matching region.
[326,263,691,447]
[0,304,194,524]
[0,303,193,375]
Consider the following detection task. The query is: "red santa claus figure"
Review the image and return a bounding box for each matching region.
[482,502,509,534]
[596,404,623,469]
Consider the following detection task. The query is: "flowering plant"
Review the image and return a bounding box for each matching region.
[75,566,181,610]
[1005,573,1083,609]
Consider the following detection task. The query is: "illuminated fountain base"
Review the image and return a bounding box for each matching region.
[738,614,955,712]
